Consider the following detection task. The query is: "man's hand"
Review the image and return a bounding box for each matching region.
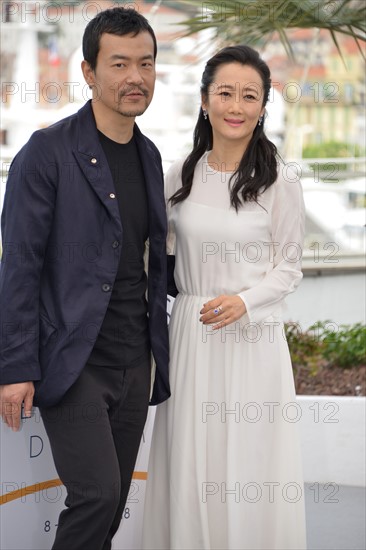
[0,382,35,432]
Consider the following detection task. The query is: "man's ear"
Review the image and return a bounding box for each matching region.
[81,60,95,88]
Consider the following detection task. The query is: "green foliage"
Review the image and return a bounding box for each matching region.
[285,321,366,372]
[302,141,366,175]
[303,141,366,159]
[285,322,325,376]
[181,0,366,61]
[314,321,366,368]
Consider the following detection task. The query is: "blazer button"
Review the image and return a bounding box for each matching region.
[112,241,120,249]
[109,193,116,199]
[91,158,97,164]
[102,283,112,292]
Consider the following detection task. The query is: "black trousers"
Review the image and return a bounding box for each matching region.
[40,359,151,550]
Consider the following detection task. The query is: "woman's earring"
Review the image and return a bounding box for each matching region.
[258,115,263,126]
[203,109,208,120]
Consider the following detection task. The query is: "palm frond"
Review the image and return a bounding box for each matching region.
[329,28,345,62]
[180,0,366,59]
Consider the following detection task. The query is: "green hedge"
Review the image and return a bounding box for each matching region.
[285,321,366,371]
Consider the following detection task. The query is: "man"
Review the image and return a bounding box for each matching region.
[0,7,170,550]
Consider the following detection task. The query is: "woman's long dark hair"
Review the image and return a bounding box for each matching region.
[170,45,278,211]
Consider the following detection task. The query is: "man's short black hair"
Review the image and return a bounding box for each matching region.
[82,7,157,71]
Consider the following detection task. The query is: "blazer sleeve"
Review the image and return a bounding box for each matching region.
[0,131,57,384]
[238,168,305,324]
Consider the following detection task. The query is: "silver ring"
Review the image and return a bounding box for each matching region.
[213,305,223,315]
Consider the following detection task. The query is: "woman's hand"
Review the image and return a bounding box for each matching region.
[199,295,247,330]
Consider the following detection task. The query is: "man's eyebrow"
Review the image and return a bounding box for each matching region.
[109,54,154,61]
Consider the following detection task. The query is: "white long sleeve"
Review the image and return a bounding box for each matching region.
[238,164,305,323]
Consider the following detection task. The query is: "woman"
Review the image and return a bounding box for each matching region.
[142,45,307,550]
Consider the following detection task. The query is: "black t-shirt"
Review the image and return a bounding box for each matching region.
[87,132,150,367]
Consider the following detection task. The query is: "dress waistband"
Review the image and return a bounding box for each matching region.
[175,292,214,301]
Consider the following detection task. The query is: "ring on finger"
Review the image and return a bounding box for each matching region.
[213,305,223,315]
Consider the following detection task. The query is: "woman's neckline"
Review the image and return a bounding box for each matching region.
[204,151,237,174]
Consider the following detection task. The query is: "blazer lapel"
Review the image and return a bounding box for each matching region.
[71,104,165,241]
[72,102,122,229]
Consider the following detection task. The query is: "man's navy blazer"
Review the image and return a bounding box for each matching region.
[0,101,170,407]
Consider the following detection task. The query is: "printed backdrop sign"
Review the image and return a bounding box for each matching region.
[0,406,156,550]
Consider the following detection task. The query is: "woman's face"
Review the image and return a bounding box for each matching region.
[202,62,265,149]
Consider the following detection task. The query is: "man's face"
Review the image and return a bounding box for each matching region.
[83,31,156,119]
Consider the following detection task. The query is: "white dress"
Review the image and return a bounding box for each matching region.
[142,152,307,550]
